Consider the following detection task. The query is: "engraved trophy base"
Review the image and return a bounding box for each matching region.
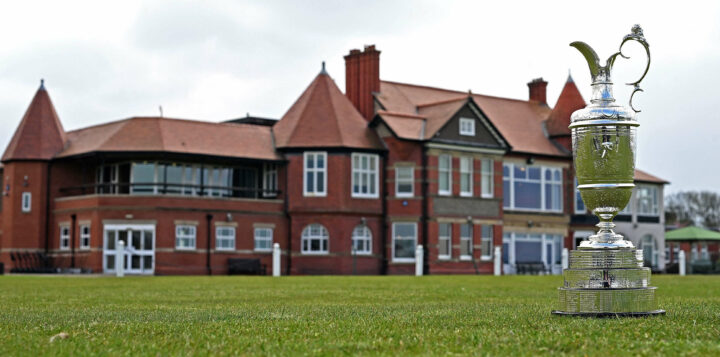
[552,247,665,317]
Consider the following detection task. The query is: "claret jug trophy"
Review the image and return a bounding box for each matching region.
[552,25,665,316]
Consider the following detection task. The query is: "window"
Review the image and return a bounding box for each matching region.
[395,166,414,197]
[96,164,119,194]
[393,223,417,262]
[672,243,680,263]
[304,152,327,196]
[701,242,709,260]
[438,223,451,260]
[460,157,473,197]
[263,164,278,197]
[60,226,70,250]
[691,243,698,261]
[459,118,475,136]
[502,163,563,212]
[481,159,493,198]
[641,235,657,268]
[301,224,329,254]
[80,224,91,250]
[618,194,632,215]
[481,225,493,260]
[460,223,473,260]
[352,225,372,255]
[131,162,156,194]
[254,227,273,252]
[502,232,563,273]
[21,192,31,212]
[176,225,197,250]
[438,155,452,195]
[351,153,379,198]
[215,226,235,251]
[204,167,233,197]
[574,177,586,214]
[637,185,659,216]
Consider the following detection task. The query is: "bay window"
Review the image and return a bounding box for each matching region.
[351,153,379,198]
[503,163,563,212]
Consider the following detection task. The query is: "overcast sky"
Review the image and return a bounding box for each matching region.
[1,0,718,194]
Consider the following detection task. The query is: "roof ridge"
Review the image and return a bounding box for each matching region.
[382,80,532,104]
[376,110,426,119]
[416,95,468,108]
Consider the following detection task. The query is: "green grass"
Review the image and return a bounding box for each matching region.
[1,275,719,356]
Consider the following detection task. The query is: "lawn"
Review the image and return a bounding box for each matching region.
[0,275,719,356]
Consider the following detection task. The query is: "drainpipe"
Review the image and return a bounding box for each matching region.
[284,164,291,275]
[206,213,213,275]
[421,146,429,275]
[380,153,388,275]
[44,161,53,254]
[70,214,76,268]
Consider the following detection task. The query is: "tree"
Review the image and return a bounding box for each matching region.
[665,191,720,230]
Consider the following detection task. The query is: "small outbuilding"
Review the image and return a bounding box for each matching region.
[665,226,720,274]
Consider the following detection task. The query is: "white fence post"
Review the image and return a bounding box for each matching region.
[115,240,125,278]
[272,243,281,277]
[562,248,569,270]
[494,246,502,276]
[415,245,424,276]
[679,250,686,276]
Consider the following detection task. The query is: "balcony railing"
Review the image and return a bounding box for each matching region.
[59,182,280,199]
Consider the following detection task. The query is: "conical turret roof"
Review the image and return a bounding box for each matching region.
[546,74,586,137]
[273,70,382,150]
[2,81,66,161]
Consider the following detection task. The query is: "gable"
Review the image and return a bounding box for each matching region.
[431,102,507,149]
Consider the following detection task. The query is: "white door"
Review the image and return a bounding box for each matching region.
[103,224,155,275]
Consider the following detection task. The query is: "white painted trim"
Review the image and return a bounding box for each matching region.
[438,154,452,196]
[303,151,328,197]
[426,143,505,155]
[481,158,494,198]
[254,227,274,252]
[459,117,476,136]
[301,224,329,255]
[459,156,473,197]
[392,222,417,263]
[215,226,236,251]
[351,153,380,198]
[394,166,414,198]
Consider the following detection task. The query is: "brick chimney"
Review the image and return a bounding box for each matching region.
[527,77,548,106]
[344,45,380,121]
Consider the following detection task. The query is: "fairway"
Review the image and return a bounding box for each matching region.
[1,275,719,356]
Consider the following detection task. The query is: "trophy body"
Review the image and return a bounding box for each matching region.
[552,25,665,316]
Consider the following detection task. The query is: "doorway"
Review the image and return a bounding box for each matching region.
[103,224,155,274]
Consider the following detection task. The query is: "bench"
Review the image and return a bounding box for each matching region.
[515,262,548,275]
[228,258,266,275]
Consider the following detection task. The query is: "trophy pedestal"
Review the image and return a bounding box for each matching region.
[552,248,665,317]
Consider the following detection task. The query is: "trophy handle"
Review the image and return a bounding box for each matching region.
[618,25,651,113]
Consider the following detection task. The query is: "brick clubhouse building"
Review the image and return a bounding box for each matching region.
[0,45,668,275]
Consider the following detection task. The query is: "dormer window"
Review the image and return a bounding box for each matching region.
[459,118,475,136]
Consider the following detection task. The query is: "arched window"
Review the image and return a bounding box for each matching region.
[352,225,372,255]
[302,224,329,254]
[641,235,658,268]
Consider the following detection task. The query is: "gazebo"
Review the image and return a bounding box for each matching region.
[665,226,720,273]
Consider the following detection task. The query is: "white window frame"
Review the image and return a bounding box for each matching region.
[215,226,236,251]
[175,225,197,250]
[438,223,451,260]
[262,163,278,197]
[80,224,91,250]
[460,223,473,260]
[481,158,494,198]
[254,227,273,252]
[502,163,563,213]
[303,152,327,197]
[438,154,452,196]
[392,222,417,263]
[459,117,476,136]
[637,185,659,217]
[480,225,493,261]
[21,192,31,212]
[460,156,473,197]
[59,225,70,251]
[301,224,329,255]
[351,153,379,198]
[351,225,372,255]
[395,166,414,198]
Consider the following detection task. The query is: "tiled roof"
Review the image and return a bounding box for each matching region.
[2,84,67,161]
[546,75,585,137]
[57,117,282,161]
[273,72,383,150]
[376,81,565,156]
[634,169,669,184]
